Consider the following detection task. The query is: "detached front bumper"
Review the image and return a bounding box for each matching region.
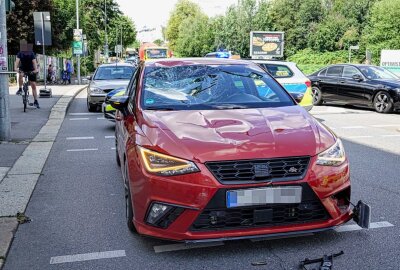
[128,155,352,242]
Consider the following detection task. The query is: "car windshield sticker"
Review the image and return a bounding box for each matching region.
[145,98,155,105]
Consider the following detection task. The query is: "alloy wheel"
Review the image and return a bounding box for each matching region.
[375,93,389,112]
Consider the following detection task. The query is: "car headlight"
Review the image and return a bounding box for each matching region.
[138,146,200,176]
[316,139,346,166]
[89,87,103,94]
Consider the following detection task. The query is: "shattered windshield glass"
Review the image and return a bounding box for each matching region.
[141,64,294,110]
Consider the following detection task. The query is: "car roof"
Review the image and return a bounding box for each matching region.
[144,57,256,67]
[251,59,292,65]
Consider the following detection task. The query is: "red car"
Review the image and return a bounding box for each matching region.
[111,58,354,242]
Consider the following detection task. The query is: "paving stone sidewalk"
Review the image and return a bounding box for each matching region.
[0,84,86,268]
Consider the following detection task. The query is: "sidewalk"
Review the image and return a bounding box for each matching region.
[0,84,87,269]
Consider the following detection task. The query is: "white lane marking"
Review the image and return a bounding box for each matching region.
[335,221,394,233]
[371,124,399,127]
[67,148,98,152]
[69,113,101,116]
[381,135,400,137]
[69,118,89,121]
[97,117,106,120]
[50,250,126,264]
[153,242,224,253]
[66,137,94,140]
[111,147,116,150]
[341,126,366,129]
[105,136,116,139]
[344,136,373,139]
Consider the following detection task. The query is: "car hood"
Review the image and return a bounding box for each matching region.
[90,80,130,90]
[140,106,336,163]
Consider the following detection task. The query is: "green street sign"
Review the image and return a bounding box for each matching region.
[73,41,83,55]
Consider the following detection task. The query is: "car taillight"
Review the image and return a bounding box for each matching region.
[305,80,311,88]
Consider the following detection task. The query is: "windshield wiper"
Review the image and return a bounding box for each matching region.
[213,104,249,109]
[145,106,175,111]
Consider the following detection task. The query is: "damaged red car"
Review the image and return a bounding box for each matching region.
[111,58,364,242]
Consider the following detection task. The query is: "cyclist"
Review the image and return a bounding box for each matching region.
[15,46,40,108]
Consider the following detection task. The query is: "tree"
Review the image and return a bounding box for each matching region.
[166,0,202,52]
[361,0,400,63]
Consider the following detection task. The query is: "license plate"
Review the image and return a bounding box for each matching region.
[226,186,302,208]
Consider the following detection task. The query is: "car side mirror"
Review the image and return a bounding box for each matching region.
[87,75,92,80]
[290,92,304,104]
[109,95,129,117]
[352,74,363,82]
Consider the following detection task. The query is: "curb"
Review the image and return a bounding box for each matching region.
[0,86,86,269]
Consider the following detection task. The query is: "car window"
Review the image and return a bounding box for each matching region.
[260,64,294,78]
[318,68,327,76]
[94,66,135,80]
[141,64,294,110]
[326,66,343,77]
[359,66,399,80]
[342,66,363,78]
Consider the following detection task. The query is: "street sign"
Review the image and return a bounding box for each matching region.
[33,12,52,46]
[73,41,83,55]
[250,31,284,59]
[115,45,122,54]
[350,45,360,50]
[73,29,83,41]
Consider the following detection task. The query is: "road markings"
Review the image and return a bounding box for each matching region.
[69,118,89,121]
[371,124,399,128]
[335,221,394,233]
[69,113,101,116]
[381,135,400,137]
[50,250,126,264]
[105,136,116,139]
[341,126,366,129]
[153,242,224,253]
[66,136,94,140]
[67,148,98,152]
[97,117,106,120]
[111,147,116,150]
[344,136,373,139]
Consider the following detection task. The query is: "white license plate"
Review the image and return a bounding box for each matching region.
[226,186,302,208]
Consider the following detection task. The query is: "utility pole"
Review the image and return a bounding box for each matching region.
[104,0,108,63]
[76,0,81,84]
[0,0,11,141]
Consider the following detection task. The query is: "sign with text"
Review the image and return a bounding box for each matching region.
[250,31,284,59]
[73,41,83,55]
[380,50,400,75]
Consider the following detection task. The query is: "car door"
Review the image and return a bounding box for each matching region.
[337,66,369,104]
[321,66,343,101]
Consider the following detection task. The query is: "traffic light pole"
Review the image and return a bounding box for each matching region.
[76,0,81,84]
[0,0,11,141]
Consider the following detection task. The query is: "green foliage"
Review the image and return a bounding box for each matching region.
[153,39,164,46]
[166,0,202,52]
[361,0,400,64]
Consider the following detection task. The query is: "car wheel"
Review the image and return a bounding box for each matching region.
[87,99,97,112]
[312,87,323,105]
[374,91,393,113]
[124,158,137,233]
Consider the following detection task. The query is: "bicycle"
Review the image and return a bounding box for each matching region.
[21,72,34,112]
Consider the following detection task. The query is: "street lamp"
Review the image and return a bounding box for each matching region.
[76,0,81,84]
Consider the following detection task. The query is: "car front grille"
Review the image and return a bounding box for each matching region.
[205,157,310,184]
[191,184,329,231]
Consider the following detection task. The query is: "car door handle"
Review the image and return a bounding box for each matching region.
[318,79,323,82]
[340,81,345,83]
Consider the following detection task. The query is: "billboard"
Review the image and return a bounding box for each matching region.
[250,31,284,59]
[380,50,400,75]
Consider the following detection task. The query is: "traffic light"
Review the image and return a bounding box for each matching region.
[5,0,15,12]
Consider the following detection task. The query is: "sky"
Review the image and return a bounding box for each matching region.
[115,0,238,42]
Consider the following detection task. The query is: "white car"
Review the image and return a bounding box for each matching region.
[251,60,313,111]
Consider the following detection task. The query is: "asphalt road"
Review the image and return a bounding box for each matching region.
[4,95,400,270]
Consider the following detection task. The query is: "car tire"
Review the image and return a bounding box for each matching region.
[87,99,97,112]
[312,87,323,105]
[124,158,137,233]
[374,91,393,113]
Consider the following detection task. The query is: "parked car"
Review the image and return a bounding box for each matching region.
[109,58,355,242]
[86,63,135,112]
[102,87,126,120]
[309,64,400,113]
[252,60,313,111]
